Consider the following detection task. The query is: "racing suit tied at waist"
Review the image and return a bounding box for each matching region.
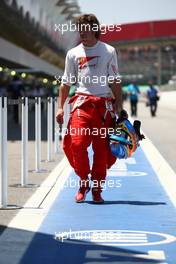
[68,93,115,124]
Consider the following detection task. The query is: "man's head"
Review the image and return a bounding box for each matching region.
[75,14,100,46]
[148,80,153,86]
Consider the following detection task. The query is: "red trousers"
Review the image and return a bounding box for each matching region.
[63,95,117,182]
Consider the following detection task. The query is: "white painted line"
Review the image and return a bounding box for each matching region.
[108,157,147,177]
[6,157,72,232]
[55,229,176,247]
[103,234,147,237]
[128,116,176,206]
[84,261,167,264]
[140,135,176,207]
[91,238,148,243]
[110,158,136,172]
[85,249,166,262]
[108,171,147,177]
[24,156,69,208]
[111,159,128,171]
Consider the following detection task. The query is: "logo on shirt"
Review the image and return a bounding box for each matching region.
[78,56,99,69]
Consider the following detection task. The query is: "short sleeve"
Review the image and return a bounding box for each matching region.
[108,49,120,80]
[62,51,77,86]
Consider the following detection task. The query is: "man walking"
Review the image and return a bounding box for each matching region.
[147,81,159,117]
[128,81,140,116]
[56,14,122,203]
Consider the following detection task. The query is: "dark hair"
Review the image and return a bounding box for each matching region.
[75,14,101,39]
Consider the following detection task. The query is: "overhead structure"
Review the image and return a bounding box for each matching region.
[0,0,81,75]
[100,20,176,85]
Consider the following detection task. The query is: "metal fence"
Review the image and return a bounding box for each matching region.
[0,97,70,208]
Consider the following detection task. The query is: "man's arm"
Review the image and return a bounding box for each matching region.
[107,48,123,115]
[111,81,123,115]
[58,83,70,109]
[136,85,140,94]
[56,84,70,124]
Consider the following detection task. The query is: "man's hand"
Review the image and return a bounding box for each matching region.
[56,84,70,124]
[113,100,122,116]
[118,109,128,119]
[111,81,122,115]
[56,108,64,124]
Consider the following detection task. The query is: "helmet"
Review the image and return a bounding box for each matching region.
[110,141,129,159]
[109,119,139,159]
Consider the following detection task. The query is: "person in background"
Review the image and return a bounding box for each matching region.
[147,81,159,117]
[8,76,22,123]
[0,78,8,97]
[128,81,140,116]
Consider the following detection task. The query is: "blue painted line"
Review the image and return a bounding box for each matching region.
[19,147,176,264]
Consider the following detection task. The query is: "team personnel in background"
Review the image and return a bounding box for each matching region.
[147,81,159,117]
[128,81,140,116]
[56,14,122,203]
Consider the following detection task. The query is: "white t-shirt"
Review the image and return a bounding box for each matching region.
[62,41,120,97]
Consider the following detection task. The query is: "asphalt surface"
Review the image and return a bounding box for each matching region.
[0,132,176,264]
[124,91,176,173]
[1,91,176,232]
[0,91,176,264]
[0,103,64,231]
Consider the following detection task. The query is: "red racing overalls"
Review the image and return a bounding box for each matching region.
[63,93,117,183]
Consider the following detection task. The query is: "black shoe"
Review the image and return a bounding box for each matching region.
[133,120,145,140]
[92,187,104,204]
